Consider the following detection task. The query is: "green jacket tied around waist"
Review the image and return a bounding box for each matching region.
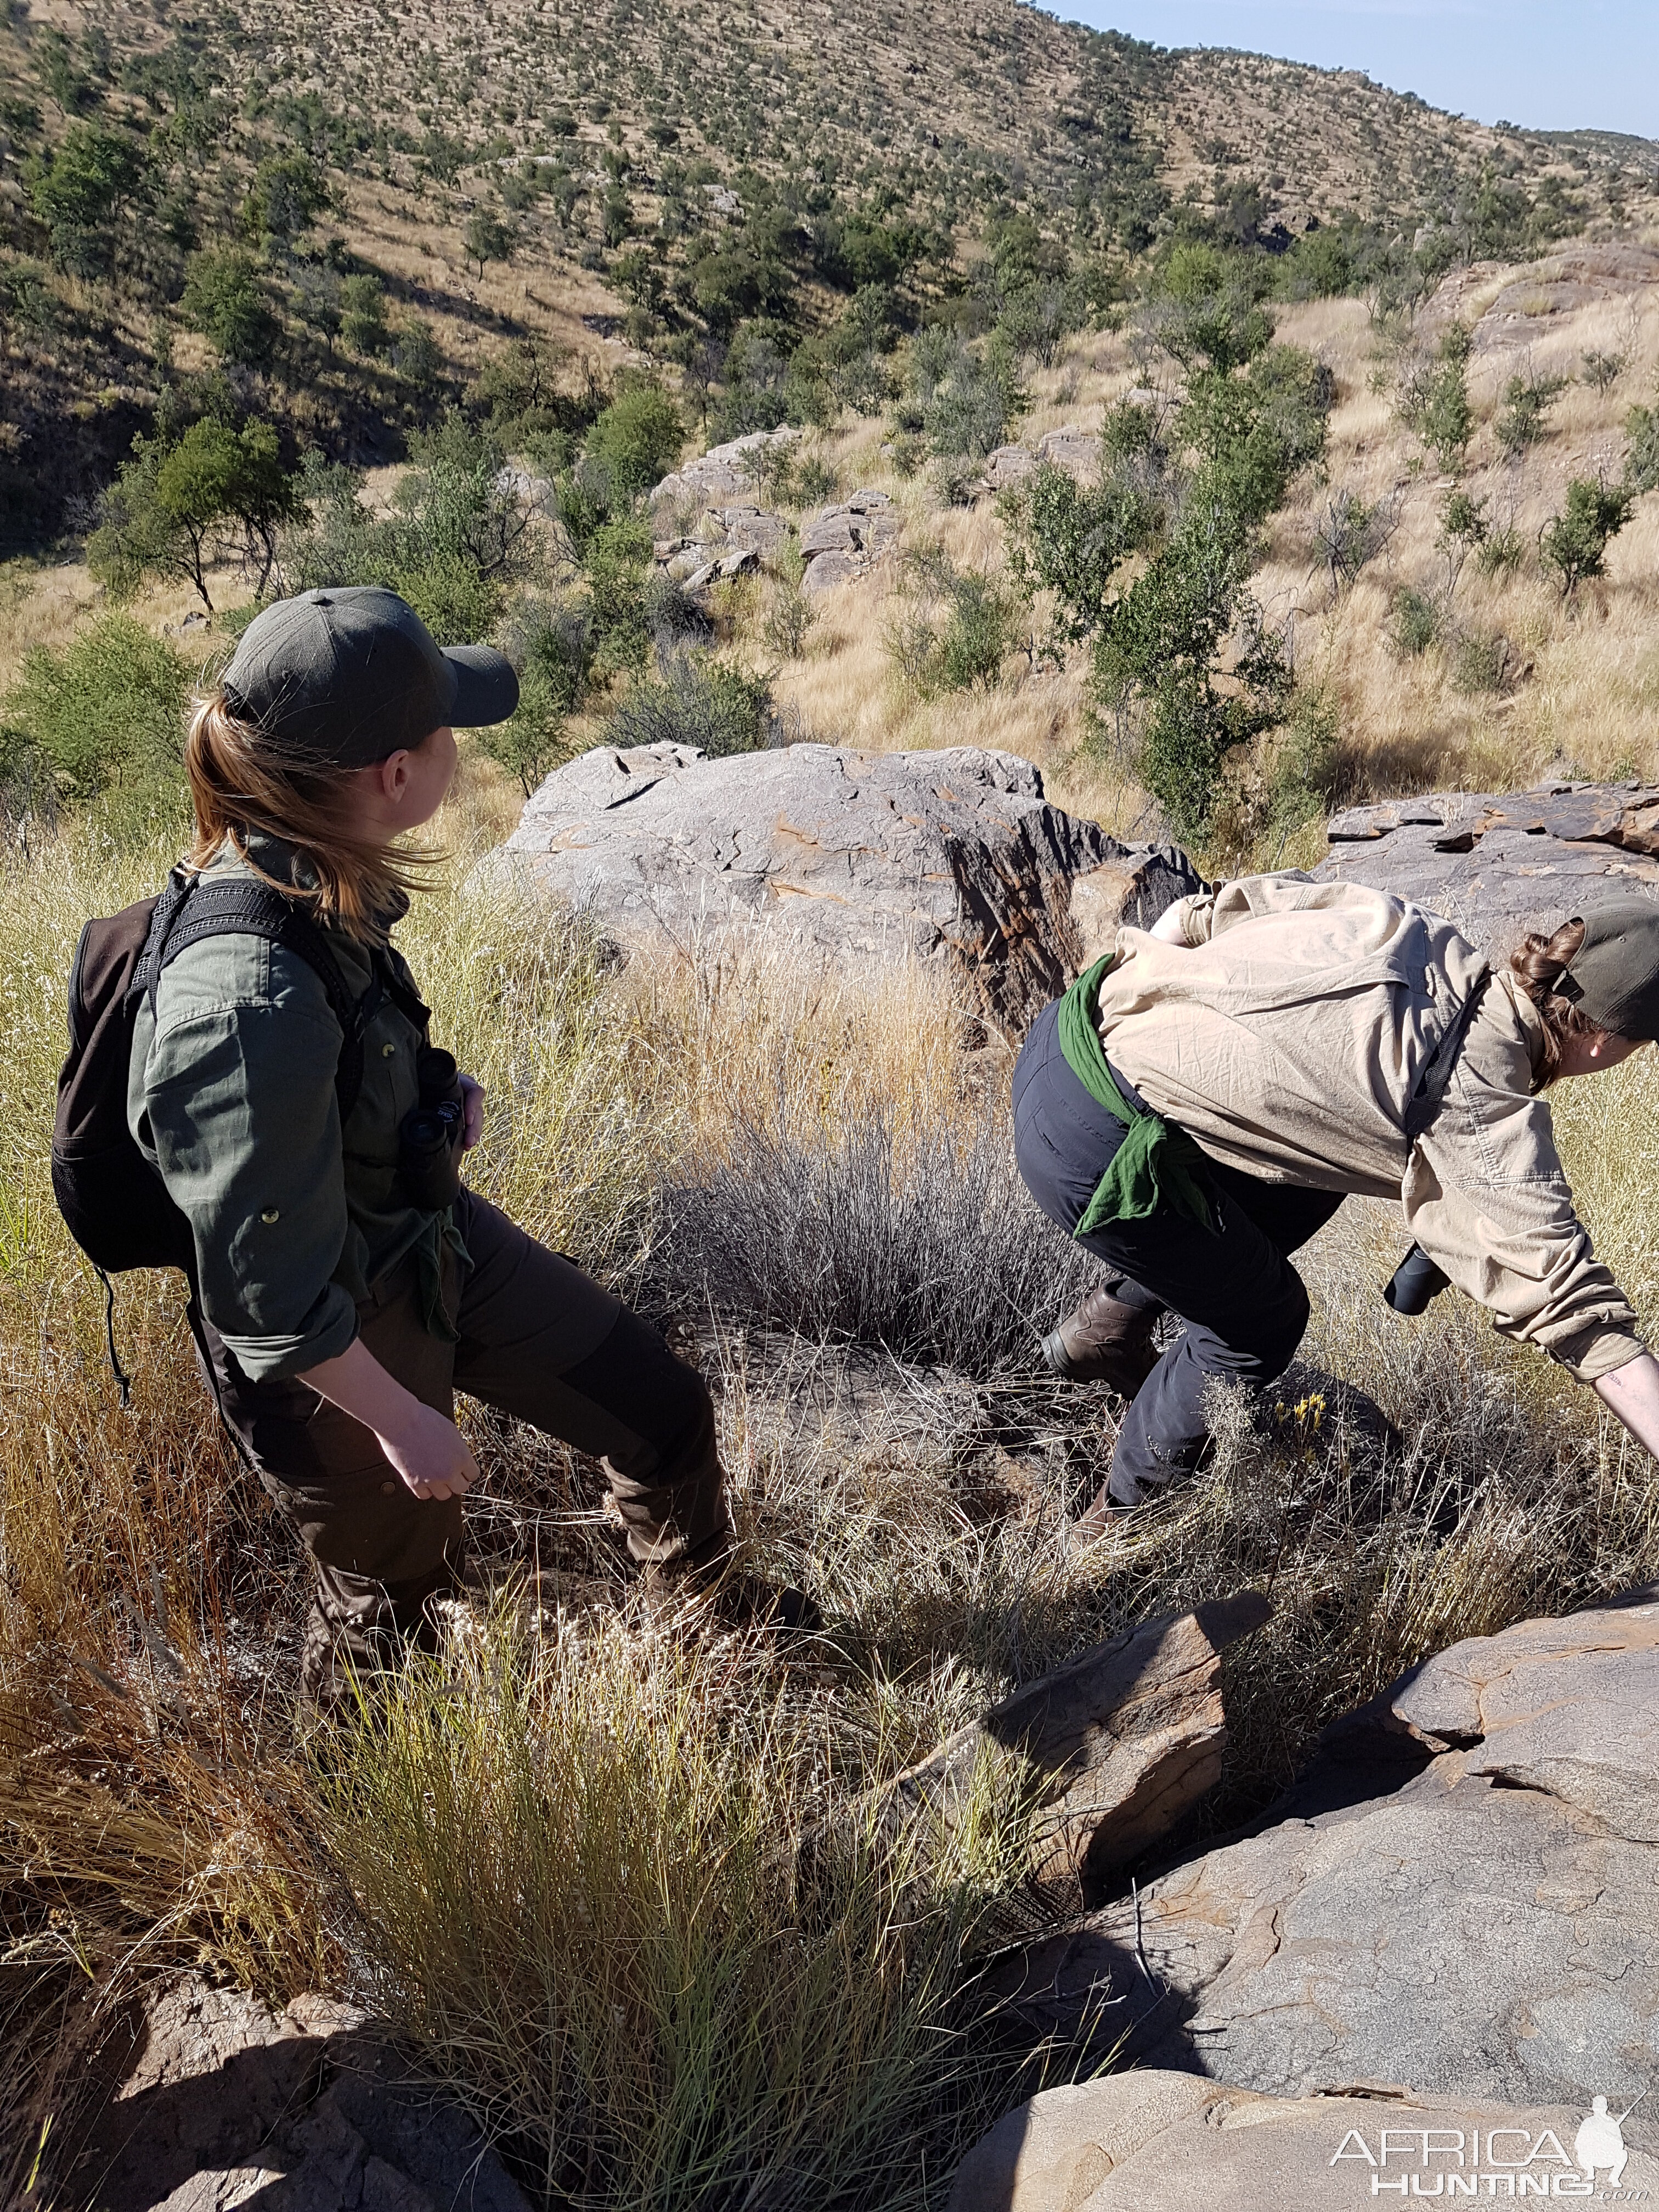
[1056,954,1216,1238]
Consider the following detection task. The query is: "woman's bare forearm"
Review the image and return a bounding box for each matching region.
[1594,1351,1659,1462]
[298,1338,478,1500]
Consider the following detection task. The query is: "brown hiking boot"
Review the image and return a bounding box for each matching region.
[1041,1286,1162,1395]
[642,1559,825,1637]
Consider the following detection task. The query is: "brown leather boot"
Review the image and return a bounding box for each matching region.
[1041,1286,1161,1394]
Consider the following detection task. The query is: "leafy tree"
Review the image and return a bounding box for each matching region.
[246,151,331,244]
[1539,479,1634,596]
[1148,244,1274,373]
[481,599,594,795]
[584,383,683,503]
[1,615,189,802]
[89,417,298,610]
[583,516,656,674]
[29,122,142,272]
[179,246,278,366]
[1003,459,1164,652]
[462,205,515,280]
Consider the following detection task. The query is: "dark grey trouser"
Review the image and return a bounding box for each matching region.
[199,1189,730,1699]
[1013,997,1345,1505]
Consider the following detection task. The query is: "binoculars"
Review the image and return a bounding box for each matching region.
[399,1046,466,1212]
[1384,1243,1450,1315]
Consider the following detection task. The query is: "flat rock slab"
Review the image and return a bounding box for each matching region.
[69,1977,527,2212]
[496,741,1200,1033]
[988,1598,1659,2107]
[950,2070,1659,2212]
[1314,782,1659,953]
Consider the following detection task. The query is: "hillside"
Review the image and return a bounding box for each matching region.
[2,0,1656,534]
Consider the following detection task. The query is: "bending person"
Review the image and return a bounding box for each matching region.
[1013,873,1659,1527]
[129,588,814,1714]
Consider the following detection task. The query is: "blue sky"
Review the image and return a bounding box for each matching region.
[1039,3,1658,139]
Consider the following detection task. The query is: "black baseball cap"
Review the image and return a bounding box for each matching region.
[221,587,519,767]
[1555,899,1659,1041]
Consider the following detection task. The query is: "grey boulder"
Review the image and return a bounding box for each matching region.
[494,741,1201,1032]
[988,1595,1659,2106]
[1315,782,1659,953]
[798,488,900,590]
[950,2071,1659,2212]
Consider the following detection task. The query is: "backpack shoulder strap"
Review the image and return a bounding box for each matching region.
[138,875,379,1121]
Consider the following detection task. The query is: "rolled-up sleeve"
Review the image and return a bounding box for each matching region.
[1404,1048,1644,1384]
[140,957,357,1380]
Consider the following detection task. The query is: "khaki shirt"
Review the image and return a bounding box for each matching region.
[1095,873,1644,1383]
[127,838,435,1381]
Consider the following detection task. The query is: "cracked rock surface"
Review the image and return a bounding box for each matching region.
[1314,782,1659,952]
[988,1596,1659,2107]
[493,741,1200,1033]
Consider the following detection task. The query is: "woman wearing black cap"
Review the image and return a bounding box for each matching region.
[128,588,814,1713]
[1014,874,1659,1527]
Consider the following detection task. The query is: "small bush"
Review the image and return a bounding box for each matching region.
[1540,478,1634,596]
[584,383,684,504]
[1496,368,1568,458]
[1397,321,1472,470]
[1451,632,1512,695]
[1626,403,1659,497]
[0,614,190,804]
[1391,588,1442,658]
[605,651,774,757]
[654,1104,1103,1375]
[1583,347,1626,395]
[763,584,816,660]
[1476,525,1525,579]
[884,554,1020,697]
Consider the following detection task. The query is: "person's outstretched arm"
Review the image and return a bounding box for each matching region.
[1595,1352,1659,1461]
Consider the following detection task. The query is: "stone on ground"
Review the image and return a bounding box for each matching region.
[70,1977,526,2212]
[1314,782,1659,952]
[495,741,1201,1032]
[986,1595,1659,2107]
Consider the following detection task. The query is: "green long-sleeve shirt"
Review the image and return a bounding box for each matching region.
[126,837,437,1380]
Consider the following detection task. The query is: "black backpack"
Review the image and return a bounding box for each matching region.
[52,868,380,1399]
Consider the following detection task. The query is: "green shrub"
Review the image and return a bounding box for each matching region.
[179,246,278,367]
[1539,478,1634,596]
[762,583,816,660]
[1,614,189,803]
[605,652,774,756]
[584,384,684,503]
[1496,368,1568,458]
[1626,403,1659,497]
[1451,632,1511,695]
[339,272,389,357]
[883,554,1020,697]
[89,417,298,611]
[1398,323,1473,471]
[1391,588,1443,657]
[1476,524,1525,579]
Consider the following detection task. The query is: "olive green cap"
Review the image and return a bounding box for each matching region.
[222,587,518,767]
[1559,898,1659,1040]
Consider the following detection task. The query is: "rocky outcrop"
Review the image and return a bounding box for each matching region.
[950,2072,1659,2212]
[1314,781,1659,953]
[987,1594,1659,2108]
[69,1977,526,2212]
[798,488,900,592]
[495,741,1201,1033]
[648,425,801,514]
[981,425,1105,495]
[868,1593,1271,1890]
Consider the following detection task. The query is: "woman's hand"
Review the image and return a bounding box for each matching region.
[298,1338,480,1501]
[379,1397,481,1501]
[459,1071,486,1150]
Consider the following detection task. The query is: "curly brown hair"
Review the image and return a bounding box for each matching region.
[1508,918,1602,1085]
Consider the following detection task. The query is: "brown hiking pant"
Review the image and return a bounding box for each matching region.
[198,1190,730,1696]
